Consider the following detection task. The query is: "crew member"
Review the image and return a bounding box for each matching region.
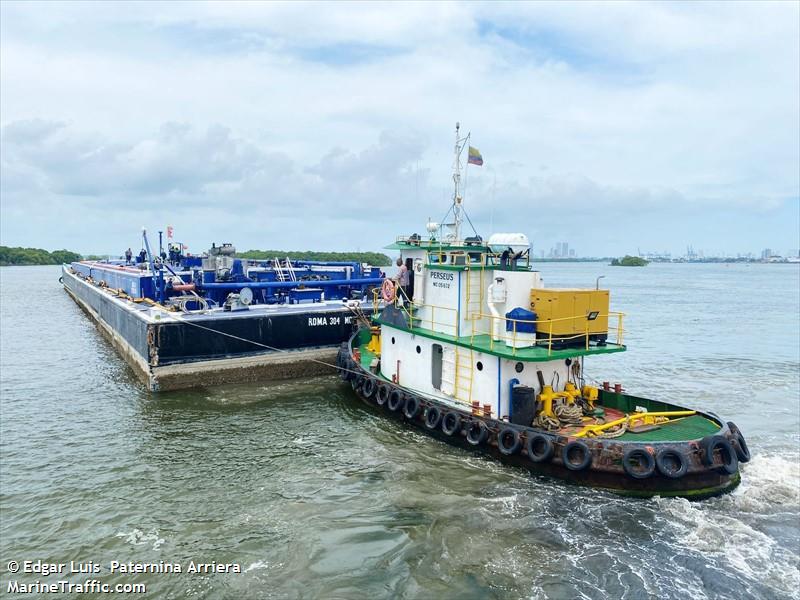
[405,257,415,301]
[395,257,409,302]
[125,248,132,265]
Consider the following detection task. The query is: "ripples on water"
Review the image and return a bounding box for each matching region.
[1,264,798,599]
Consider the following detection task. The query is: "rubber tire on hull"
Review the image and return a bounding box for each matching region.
[425,406,442,430]
[701,435,739,475]
[622,448,656,479]
[497,428,522,456]
[351,375,363,392]
[362,377,377,399]
[562,440,592,471]
[466,420,489,446]
[387,390,404,412]
[526,433,555,463]
[375,384,390,407]
[655,448,689,479]
[403,396,421,420]
[731,432,751,463]
[441,412,461,436]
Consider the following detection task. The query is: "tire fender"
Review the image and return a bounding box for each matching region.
[526,433,555,463]
[562,440,592,471]
[622,447,656,479]
[497,427,522,456]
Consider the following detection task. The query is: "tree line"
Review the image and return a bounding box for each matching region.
[239,249,392,266]
[0,246,82,266]
[0,245,393,267]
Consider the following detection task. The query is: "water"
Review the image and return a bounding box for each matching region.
[1,263,798,599]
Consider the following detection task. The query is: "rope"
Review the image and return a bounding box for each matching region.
[162,311,366,378]
[554,401,584,425]
[532,413,561,431]
[594,419,629,439]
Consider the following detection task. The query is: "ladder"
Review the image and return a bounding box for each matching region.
[441,346,475,404]
[274,257,286,282]
[464,267,484,326]
[285,257,297,282]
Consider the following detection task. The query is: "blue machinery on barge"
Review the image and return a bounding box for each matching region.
[62,230,384,391]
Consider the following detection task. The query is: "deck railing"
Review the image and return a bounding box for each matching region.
[469,311,625,356]
[373,283,625,356]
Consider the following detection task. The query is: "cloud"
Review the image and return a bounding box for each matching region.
[0,1,797,256]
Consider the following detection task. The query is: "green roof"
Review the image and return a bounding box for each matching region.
[376,316,625,362]
[384,240,490,251]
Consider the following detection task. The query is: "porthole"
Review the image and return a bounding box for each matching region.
[391,337,396,344]
[515,362,524,373]
[416,345,421,354]
[476,361,484,371]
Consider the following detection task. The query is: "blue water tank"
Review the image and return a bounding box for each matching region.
[505,307,537,333]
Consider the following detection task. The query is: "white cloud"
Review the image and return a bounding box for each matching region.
[0,1,797,256]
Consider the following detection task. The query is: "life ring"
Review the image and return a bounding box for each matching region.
[381,278,396,302]
[387,389,404,412]
[655,448,689,479]
[425,406,442,430]
[526,433,555,463]
[466,420,489,446]
[497,427,522,456]
[403,396,421,419]
[362,377,377,399]
[622,448,656,479]
[441,412,461,436]
[562,440,592,471]
[375,384,390,406]
[701,435,738,474]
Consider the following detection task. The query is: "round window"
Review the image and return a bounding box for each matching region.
[476,361,484,371]
[391,337,396,344]
[416,345,421,354]
[515,362,524,373]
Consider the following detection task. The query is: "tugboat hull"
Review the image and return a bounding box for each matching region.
[338,333,744,499]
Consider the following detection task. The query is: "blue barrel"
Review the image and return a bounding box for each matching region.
[505,307,537,333]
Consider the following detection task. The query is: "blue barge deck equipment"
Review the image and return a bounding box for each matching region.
[62,231,384,391]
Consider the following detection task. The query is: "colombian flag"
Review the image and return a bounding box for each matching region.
[468,146,483,166]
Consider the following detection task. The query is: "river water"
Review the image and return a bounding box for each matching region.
[1,263,798,600]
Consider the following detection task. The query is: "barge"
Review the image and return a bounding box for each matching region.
[336,124,749,498]
[63,232,383,391]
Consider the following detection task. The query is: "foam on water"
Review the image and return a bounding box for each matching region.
[655,452,800,599]
[115,528,166,551]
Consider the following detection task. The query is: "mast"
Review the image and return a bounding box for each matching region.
[452,122,462,241]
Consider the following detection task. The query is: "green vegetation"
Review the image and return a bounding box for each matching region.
[239,250,392,266]
[0,246,82,266]
[611,255,649,267]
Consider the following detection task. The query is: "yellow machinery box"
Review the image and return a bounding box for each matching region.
[529,289,610,340]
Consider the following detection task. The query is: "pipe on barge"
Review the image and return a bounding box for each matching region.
[198,277,384,290]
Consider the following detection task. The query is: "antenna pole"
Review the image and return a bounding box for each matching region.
[452,122,463,241]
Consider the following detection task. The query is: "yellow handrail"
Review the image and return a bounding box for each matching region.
[470,311,626,355]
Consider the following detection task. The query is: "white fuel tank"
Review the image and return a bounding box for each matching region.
[487,233,531,255]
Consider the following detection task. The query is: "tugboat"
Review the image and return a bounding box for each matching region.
[337,124,749,498]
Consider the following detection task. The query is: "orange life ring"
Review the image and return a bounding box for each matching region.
[381,278,396,302]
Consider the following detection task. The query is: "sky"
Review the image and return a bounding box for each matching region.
[1,1,798,257]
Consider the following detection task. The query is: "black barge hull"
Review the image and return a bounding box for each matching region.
[62,266,362,391]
